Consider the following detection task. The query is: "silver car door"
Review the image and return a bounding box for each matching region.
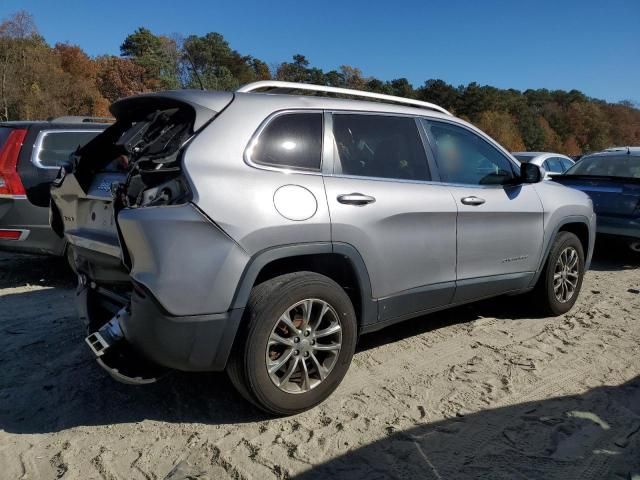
[324,112,457,324]
[421,118,544,303]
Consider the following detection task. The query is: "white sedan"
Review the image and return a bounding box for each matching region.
[512,152,575,179]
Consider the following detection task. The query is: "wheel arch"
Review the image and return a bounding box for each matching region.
[558,221,590,256]
[230,242,377,329]
[530,215,593,287]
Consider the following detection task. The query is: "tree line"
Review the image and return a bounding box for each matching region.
[1,10,638,154]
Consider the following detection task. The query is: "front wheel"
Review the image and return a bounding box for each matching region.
[534,231,585,316]
[227,272,357,415]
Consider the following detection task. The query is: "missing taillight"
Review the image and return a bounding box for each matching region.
[0,128,28,196]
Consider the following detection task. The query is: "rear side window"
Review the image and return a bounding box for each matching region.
[333,114,430,181]
[422,120,516,185]
[35,130,102,169]
[544,157,563,173]
[560,158,574,171]
[250,112,323,171]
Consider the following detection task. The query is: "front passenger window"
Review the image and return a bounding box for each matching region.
[422,120,516,185]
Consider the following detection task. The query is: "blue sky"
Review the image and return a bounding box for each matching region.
[1,0,638,103]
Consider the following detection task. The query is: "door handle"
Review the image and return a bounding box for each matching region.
[461,196,486,206]
[337,193,376,206]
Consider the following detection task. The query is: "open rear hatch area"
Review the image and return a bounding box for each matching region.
[50,91,233,382]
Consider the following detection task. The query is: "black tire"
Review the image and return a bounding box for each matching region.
[227,272,357,415]
[534,231,585,316]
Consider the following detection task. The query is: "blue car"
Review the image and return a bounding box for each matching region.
[553,147,640,253]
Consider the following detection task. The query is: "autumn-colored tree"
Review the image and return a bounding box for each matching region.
[603,103,640,147]
[339,65,365,90]
[249,58,271,81]
[538,116,563,152]
[476,110,526,151]
[562,136,581,156]
[53,43,110,116]
[96,55,148,102]
[566,102,611,152]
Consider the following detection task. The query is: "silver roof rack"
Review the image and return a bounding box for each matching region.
[237,81,451,115]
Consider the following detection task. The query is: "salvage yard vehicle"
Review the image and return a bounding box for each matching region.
[50,82,595,414]
[512,151,575,179]
[0,118,106,257]
[553,146,640,253]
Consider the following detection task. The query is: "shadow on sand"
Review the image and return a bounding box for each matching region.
[293,376,640,479]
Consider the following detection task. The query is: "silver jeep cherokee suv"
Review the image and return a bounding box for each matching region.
[51,81,595,414]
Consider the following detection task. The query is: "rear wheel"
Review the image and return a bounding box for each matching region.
[227,272,357,415]
[534,231,585,316]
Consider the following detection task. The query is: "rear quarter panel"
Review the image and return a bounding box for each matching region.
[182,94,332,255]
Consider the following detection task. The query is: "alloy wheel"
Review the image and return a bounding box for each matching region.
[266,298,342,394]
[553,246,580,303]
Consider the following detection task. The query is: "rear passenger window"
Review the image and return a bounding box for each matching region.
[333,114,430,181]
[250,112,323,171]
[35,131,101,168]
[422,120,516,185]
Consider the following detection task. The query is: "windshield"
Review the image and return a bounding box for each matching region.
[565,155,640,179]
[513,154,534,163]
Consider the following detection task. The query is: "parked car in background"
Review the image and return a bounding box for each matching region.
[552,147,640,252]
[51,82,595,414]
[0,117,107,258]
[512,151,575,179]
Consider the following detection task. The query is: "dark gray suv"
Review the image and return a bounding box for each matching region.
[51,82,595,414]
[0,119,105,256]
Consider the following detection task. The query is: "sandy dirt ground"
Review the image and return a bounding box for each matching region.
[1,247,639,480]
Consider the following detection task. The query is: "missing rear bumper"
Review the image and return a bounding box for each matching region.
[94,341,169,385]
[78,279,244,384]
[84,306,168,384]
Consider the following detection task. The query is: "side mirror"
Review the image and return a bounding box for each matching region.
[520,162,544,183]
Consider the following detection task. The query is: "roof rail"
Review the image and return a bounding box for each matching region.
[237,81,451,115]
[48,116,114,124]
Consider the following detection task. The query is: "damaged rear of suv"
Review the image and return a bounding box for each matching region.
[51,90,245,383]
[52,82,594,415]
